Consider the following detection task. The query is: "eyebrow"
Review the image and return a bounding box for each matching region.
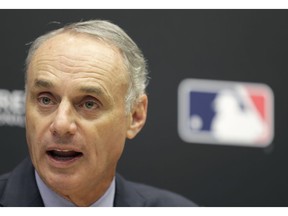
[78,86,111,103]
[32,79,108,100]
[78,86,105,96]
[33,79,103,94]
[33,79,54,89]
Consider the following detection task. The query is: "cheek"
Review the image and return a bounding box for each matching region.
[84,115,128,164]
[26,109,37,150]
[25,100,38,136]
[25,106,47,163]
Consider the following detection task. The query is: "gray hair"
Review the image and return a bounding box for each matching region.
[25,20,149,113]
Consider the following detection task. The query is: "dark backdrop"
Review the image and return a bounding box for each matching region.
[0,9,287,206]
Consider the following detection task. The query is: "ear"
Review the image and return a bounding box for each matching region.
[126,94,148,139]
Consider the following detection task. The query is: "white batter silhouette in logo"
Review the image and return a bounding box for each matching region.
[211,86,264,144]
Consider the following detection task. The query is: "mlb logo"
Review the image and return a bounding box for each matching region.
[178,79,274,147]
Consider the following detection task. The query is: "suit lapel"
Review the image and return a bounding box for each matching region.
[0,157,44,207]
[114,174,146,207]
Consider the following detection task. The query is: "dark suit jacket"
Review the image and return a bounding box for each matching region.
[0,158,197,207]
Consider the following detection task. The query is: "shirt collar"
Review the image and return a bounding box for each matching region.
[35,170,115,207]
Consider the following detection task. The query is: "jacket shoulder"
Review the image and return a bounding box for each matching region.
[0,158,44,207]
[0,172,10,206]
[130,181,197,207]
[115,174,197,207]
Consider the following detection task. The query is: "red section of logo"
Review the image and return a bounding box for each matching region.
[250,94,265,120]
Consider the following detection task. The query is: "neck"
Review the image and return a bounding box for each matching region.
[63,176,114,206]
[58,174,115,206]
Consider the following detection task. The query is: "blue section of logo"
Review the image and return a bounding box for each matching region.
[189,91,217,131]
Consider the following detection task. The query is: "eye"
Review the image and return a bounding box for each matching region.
[79,98,100,111]
[84,101,97,109]
[38,96,54,106]
[40,97,51,105]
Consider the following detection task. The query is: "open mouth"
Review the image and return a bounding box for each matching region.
[47,150,83,162]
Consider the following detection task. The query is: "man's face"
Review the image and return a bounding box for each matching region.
[25,32,144,203]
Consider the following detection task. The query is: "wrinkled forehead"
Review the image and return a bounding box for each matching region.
[27,32,129,81]
[34,31,123,62]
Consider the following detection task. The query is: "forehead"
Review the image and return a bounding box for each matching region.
[31,32,124,68]
[26,32,129,101]
[27,32,128,84]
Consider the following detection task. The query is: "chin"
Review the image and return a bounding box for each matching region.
[48,173,83,194]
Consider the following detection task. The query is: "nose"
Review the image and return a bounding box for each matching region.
[49,100,77,137]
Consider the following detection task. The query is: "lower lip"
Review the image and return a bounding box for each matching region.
[46,153,83,168]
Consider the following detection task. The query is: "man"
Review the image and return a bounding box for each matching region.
[0,20,197,207]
